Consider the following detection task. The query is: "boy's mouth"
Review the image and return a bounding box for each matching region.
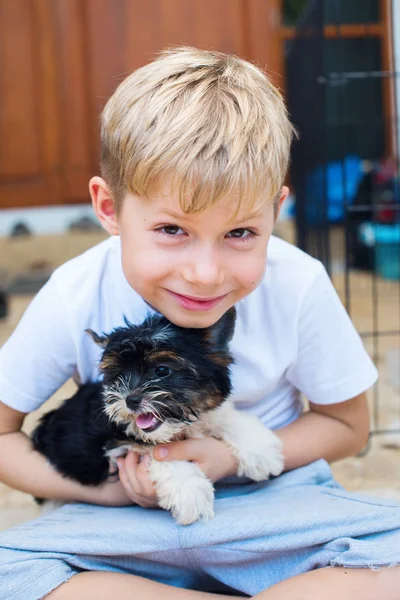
[167,290,227,311]
[135,413,163,432]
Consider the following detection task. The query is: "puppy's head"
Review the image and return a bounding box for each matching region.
[87,308,235,444]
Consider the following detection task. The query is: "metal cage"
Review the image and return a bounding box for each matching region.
[285,0,400,436]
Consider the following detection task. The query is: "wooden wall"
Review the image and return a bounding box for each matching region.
[0,0,282,208]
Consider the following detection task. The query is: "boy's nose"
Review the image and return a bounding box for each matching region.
[182,250,224,285]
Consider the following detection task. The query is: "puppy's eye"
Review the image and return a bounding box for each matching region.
[154,365,171,378]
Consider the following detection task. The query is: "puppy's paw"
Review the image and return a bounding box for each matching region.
[206,403,284,483]
[149,460,215,525]
[237,428,284,481]
[163,478,215,525]
[219,413,285,481]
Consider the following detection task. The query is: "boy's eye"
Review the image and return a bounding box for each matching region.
[158,225,184,236]
[226,228,256,240]
[154,365,172,378]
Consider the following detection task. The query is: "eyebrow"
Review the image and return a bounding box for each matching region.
[233,211,264,224]
[159,208,264,223]
[159,208,188,220]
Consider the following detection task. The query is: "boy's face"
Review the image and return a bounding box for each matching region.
[91,178,288,328]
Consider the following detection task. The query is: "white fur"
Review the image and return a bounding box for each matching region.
[148,460,215,525]
[200,400,284,481]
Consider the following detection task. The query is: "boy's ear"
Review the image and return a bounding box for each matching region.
[274,186,290,221]
[89,176,119,236]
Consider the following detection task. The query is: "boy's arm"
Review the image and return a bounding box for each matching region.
[274,391,370,471]
[152,391,370,476]
[0,400,133,506]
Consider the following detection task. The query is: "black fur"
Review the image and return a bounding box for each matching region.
[31,308,236,490]
[31,383,129,486]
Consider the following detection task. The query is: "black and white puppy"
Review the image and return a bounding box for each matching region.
[32,308,283,524]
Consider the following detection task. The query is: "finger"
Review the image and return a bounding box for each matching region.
[118,453,142,498]
[120,454,158,506]
[137,453,151,474]
[136,455,158,497]
[117,458,136,500]
[126,450,141,467]
[123,451,145,489]
[117,460,153,507]
[128,452,158,498]
[153,439,205,463]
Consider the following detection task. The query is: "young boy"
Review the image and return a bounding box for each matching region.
[0,47,400,600]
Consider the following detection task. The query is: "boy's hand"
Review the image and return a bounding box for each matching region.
[153,437,238,482]
[92,452,158,507]
[107,437,238,509]
[116,451,159,508]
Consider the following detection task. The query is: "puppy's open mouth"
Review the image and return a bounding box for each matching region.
[135,413,163,432]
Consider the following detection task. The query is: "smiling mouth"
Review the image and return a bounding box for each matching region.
[167,290,227,311]
[173,292,225,302]
[135,413,163,432]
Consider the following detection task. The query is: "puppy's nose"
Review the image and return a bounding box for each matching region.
[125,395,142,411]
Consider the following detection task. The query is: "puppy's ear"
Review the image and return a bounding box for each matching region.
[204,307,236,352]
[85,329,108,348]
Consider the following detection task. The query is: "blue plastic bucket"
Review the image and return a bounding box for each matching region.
[359,224,400,280]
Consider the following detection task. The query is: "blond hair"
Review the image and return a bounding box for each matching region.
[100,46,295,213]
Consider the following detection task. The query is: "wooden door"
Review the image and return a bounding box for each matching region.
[0,0,283,208]
[0,0,62,207]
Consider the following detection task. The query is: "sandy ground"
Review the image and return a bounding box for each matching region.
[0,231,107,280]
[0,229,400,532]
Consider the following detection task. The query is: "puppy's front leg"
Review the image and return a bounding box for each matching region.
[205,401,284,481]
[147,459,215,525]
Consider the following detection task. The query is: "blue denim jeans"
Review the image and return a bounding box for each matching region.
[1,460,400,599]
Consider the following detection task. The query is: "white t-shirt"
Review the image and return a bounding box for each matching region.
[0,235,378,429]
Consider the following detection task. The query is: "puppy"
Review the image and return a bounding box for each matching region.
[32,308,283,525]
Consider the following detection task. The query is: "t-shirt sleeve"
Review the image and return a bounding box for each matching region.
[0,276,77,413]
[286,264,378,404]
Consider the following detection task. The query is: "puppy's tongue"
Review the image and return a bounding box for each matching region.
[136,414,157,430]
